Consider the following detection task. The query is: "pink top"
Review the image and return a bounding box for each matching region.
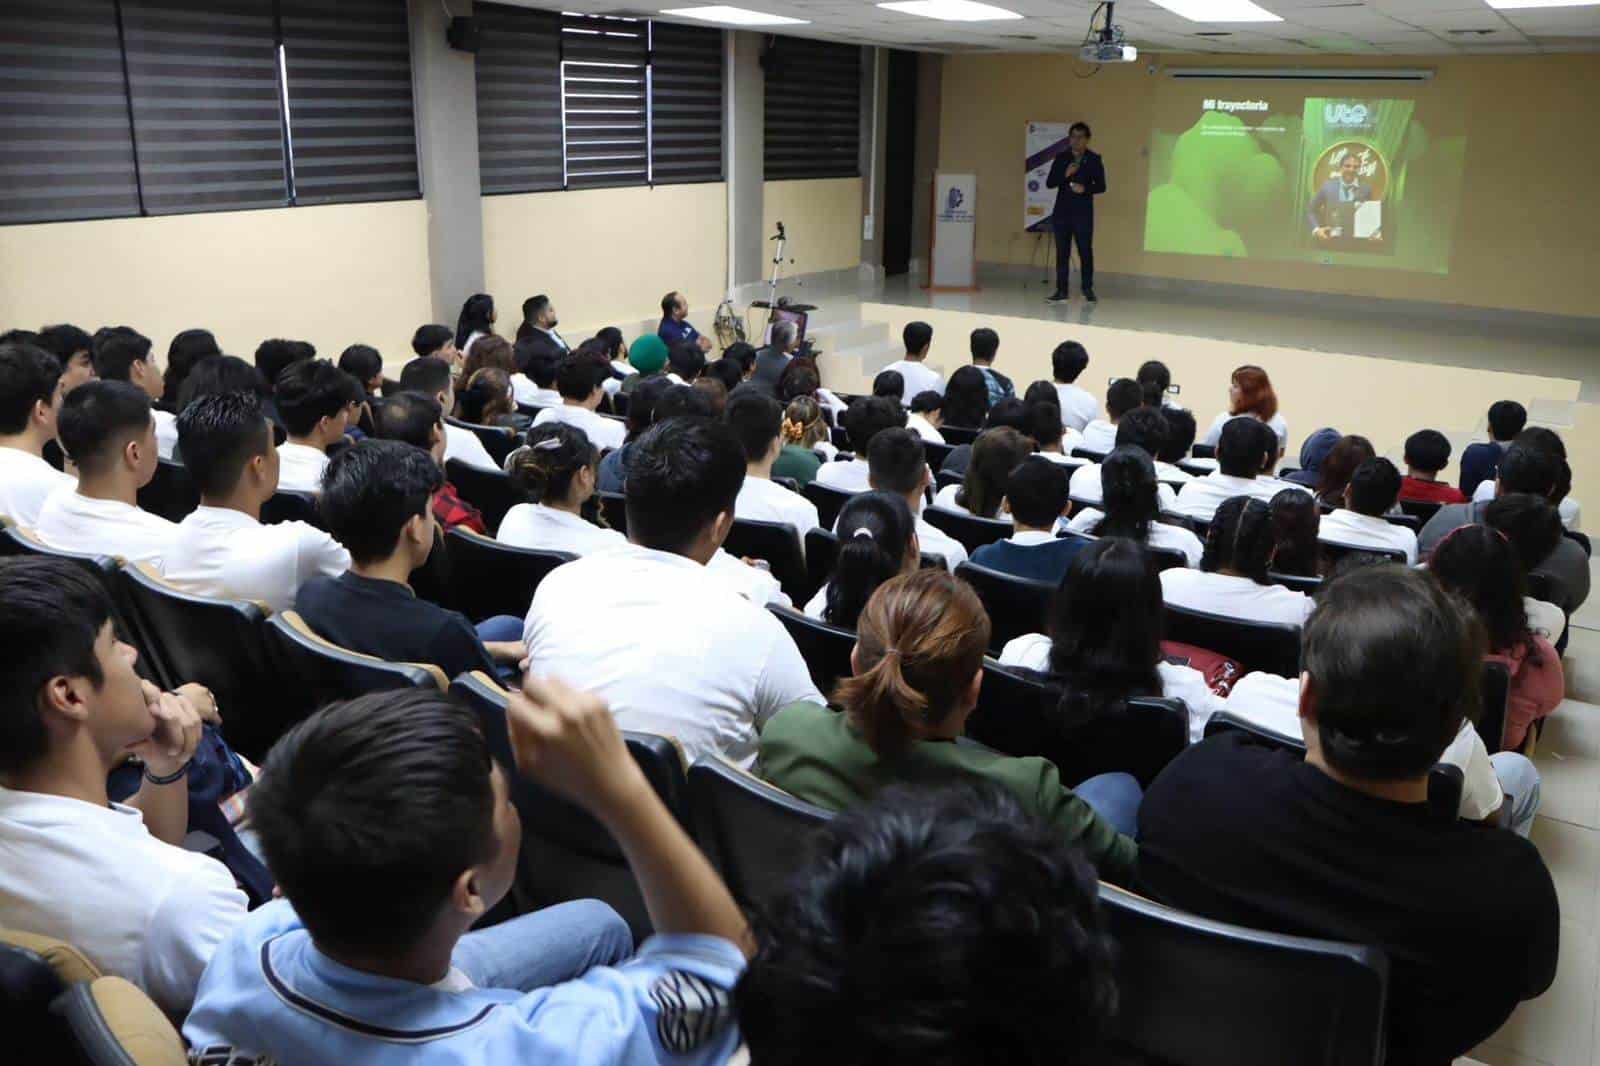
[1489,636,1563,749]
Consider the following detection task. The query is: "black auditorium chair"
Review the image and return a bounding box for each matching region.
[1267,571,1322,594]
[934,468,962,492]
[770,605,855,698]
[1479,660,1511,754]
[1191,444,1216,460]
[264,612,443,728]
[444,528,573,621]
[1398,498,1443,526]
[687,756,833,911]
[939,425,979,446]
[1071,446,1108,463]
[1059,528,1187,573]
[923,439,955,471]
[722,517,808,603]
[802,481,854,532]
[804,528,840,603]
[136,458,199,523]
[445,459,522,535]
[1164,603,1300,677]
[597,490,628,536]
[446,415,519,466]
[954,561,1053,655]
[1319,539,1407,566]
[923,506,1012,555]
[260,489,322,529]
[1381,512,1420,532]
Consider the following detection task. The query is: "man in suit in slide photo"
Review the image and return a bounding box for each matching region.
[1308,151,1374,241]
[1045,120,1106,305]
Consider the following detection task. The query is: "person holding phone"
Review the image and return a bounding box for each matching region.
[1045,121,1106,304]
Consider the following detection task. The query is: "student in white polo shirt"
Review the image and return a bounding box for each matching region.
[1161,495,1313,627]
[511,346,564,409]
[1064,447,1204,567]
[865,428,968,572]
[878,321,945,400]
[729,390,821,547]
[1174,416,1308,521]
[0,339,73,527]
[399,356,500,472]
[1319,456,1418,564]
[1050,340,1100,432]
[1078,377,1141,455]
[273,358,364,494]
[163,391,350,613]
[531,353,627,452]
[523,417,823,766]
[92,326,178,459]
[815,396,906,494]
[35,381,177,567]
[500,422,626,558]
[1068,407,1181,511]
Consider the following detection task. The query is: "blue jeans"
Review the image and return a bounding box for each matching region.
[451,899,633,992]
[1073,771,1143,838]
[1489,752,1542,838]
[475,615,524,682]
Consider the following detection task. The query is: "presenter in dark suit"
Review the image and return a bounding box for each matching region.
[1045,121,1106,303]
[1307,152,1373,240]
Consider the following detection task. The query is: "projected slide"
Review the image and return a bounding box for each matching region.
[1142,93,1466,273]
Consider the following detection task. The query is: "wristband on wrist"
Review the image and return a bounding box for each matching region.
[143,759,192,786]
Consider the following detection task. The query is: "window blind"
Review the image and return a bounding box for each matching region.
[764,37,860,181]
[649,21,723,186]
[559,13,648,189]
[474,3,562,194]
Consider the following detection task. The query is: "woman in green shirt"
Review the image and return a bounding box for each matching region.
[771,395,829,487]
[759,568,1141,885]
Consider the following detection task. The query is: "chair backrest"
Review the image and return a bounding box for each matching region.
[1381,512,1420,531]
[55,977,188,1066]
[954,561,1053,654]
[934,468,962,491]
[1099,882,1388,1066]
[597,490,628,536]
[443,527,574,621]
[722,517,808,602]
[1267,570,1322,594]
[135,458,199,523]
[1203,710,1306,753]
[1190,443,1216,460]
[801,480,854,532]
[1059,527,1187,573]
[1565,529,1592,558]
[444,459,522,535]
[923,439,954,471]
[445,415,519,465]
[923,506,1013,554]
[259,489,323,529]
[803,527,839,603]
[1071,446,1108,463]
[1319,539,1407,566]
[940,424,979,445]
[1479,659,1511,753]
[1164,603,1301,677]
[687,756,833,910]
[770,605,856,698]
[1397,498,1443,526]
[264,612,443,730]
[0,941,67,1042]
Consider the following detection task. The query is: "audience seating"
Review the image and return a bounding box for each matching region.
[1319,539,1408,566]
[597,490,628,536]
[135,458,199,524]
[1398,498,1444,526]
[1382,513,1420,532]
[804,527,948,601]
[445,459,522,535]
[443,528,573,621]
[1071,446,1108,463]
[923,506,1012,554]
[954,561,1053,654]
[1203,710,1305,751]
[686,756,833,911]
[933,468,961,492]
[924,439,954,471]
[1480,660,1511,753]
[1565,529,1591,558]
[1267,571,1322,594]
[770,605,855,698]
[722,517,808,603]
[1059,529,1187,573]
[259,489,322,529]
[1191,444,1216,460]
[801,481,853,532]
[1097,881,1388,1066]
[264,612,443,729]
[445,415,519,466]
[1164,603,1300,677]
[939,424,979,445]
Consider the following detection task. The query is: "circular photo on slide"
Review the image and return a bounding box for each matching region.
[1308,141,1390,247]
[1314,141,1388,201]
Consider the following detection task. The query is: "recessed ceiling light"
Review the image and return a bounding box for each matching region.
[1149,0,1283,22]
[877,1,1024,22]
[1485,0,1600,8]
[658,6,809,25]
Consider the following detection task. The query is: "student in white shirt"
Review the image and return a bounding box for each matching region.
[410,322,462,368]
[523,417,822,766]
[932,426,1030,522]
[273,359,363,494]
[1199,364,1289,457]
[1175,416,1308,521]
[1079,377,1141,455]
[1064,447,1204,567]
[91,326,178,459]
[36,381,178,567]
[815,396,906,494]
[805,492,919,625]
[531,353,627,452]
[0,339,74,527]
[1319,457,1418,564]
[1472,473,1581,531]
[163,391,349,613]
[1051,340,1100,432]
[1069,408,1182,511]
[510,346,564,409]
[999,538,1223,743]
[35,323,99,395]
[500,422,625,557]
[399,356,499,471]
[1020,382,1085,458]
[454,292,497,358]
[729,390,821,547]
[1470,427,1582,531]
[866,428,969,572]
[906,390,946,444]
[0,557,245,1016]
[1161,496,1313,627]
[253,337,317,403]
[879,321,945,399]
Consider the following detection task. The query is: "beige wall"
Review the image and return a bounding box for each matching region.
[0,199,432,366]
[939,53,1600,319]
[763,178,864,276]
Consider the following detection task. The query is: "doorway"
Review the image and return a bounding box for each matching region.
[882,49,917,277]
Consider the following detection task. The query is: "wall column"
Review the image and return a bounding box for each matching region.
[726,30,765,295]
[858,46,887,281]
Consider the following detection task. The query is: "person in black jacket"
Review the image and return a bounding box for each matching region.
[1044,121,1106,304]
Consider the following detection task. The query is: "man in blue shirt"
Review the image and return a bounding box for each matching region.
[658,291,712,353]
[183,679,750,1065]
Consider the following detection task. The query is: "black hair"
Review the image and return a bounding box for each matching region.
[706,357,744,393]
[57,380,152,476]
[623,417,745,555]
[839,395,906,454]
[909,390,942,415]
[0,557,113,774]
[398,356,454,399]
[164,329,221,402]
[177,391,273,499]
[1269,488,1321,578]
[510,422,599,505]
[660,291,681,316]
[653,383,716,422]
[178,355,269,411]
[1158,407,1197,463]
[555,352,605,401]
[737,780,1117,1066]
[1069,120,1092,137]
[1303,565,1480,780]
[866,428,927,497]
[1104,378,1142,420]
[826,492,917,629]
[1136,360,1171,406]
[591,326,623,360]
[91,326,153,383]
[1316,434,1376,505]
[777,359,820,404]
[1495,441,1559,497]
[1431,524,1532,656]
[0,329,40,347]
[1093,447,1158,541]
[518,294,550,341]
[902,320,933,356]
[667,341,706,383]
[1403,429,1451,474]
[35,324,92,363]
[1488,400,1527,442]
[872,369,905,402]
[319,440,443,564]
[1024,400,1064,450]
[726,341,758,373]
[249,689,498,957]
[1514,426,1567,461]
[1202,496,1275,584]
[1484,493,1563,576]
[958,427,1033,519]
[1114,406,1168,457]
[1004,457,1067,529]
[276,359,361,438]
[1023,379,1057,409]
[455,293,495,350]
[1216,416,1275,478]
[942,366,990,429]
[0,341,63,436]
[1046,537,1163,726]
[338,344,384,389]
[255,339,316,388]
[374,390,443,452]
[1346,457,1401,516]
[1052,340,1089,383]
[626,375,677,438]
[984,396,1029,433]
[969,327,999,363]
[514,344,559,389]
[411,324,453,358]
[726,390,784,464]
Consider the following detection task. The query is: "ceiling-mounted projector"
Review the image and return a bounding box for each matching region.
[1079,1,1136,63]
[1080,41,1137,63]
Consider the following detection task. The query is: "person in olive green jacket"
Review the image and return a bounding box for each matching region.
[758,568,1141,885]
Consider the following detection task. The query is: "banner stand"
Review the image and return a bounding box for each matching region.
[926,172,979,293]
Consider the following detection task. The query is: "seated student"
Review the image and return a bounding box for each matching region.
[1079,377,1141,455]
[272,359,363,494]
[459,367,529,432]
[941,364,990,432]
[1472,426,1582,530]
[1400,428,1467,505]
[1021,391,1084,465]
[1063,447,1204,567]
[937,395,1030,482]
[1050,340,1099,432]
[866,428,968,571]
[0,340,74,527]
[619,332,668,394]
[705,355,744,394]
[399,355,499,472]
[1199,364,1289,457]
[338,343,385,398]
[759,569,1140,884]
[35,323,98,393]
[729,391,821,543]
[1268,486,1322,577]
[692,376,728,417]
[1137,359,1186,412]
[530,353,626,451]
[1139,565,1558,1064]
[1486,494,1572,643]
[36,381,177,567]
[0,557,245,1016]
[1174,417,1306,520]
[932,426,1031,521]
[774,396,830,485]
[665,341,706,387]
[254,338,316,398]
[176,354,270,413]
[511,345,563,409]
[500,423,623,557]
[524,417,821,764]
[971,458,1082,583]
[296,441,525,679]
[1313,433,1375,509]
[969,327,1013,405]
[805,491,918,626]
[906,390,946,444]
[184,680,747,1065]
[1318,457,1418,564]
[595,325,637,386]
[1281,426,1340,489]
[999,538,1223,742]
[163,330,220,411]
[880,321,945,399]
[410,322,461,364]
[374,390,487,535]
[1460,399,1527,498]
[92,327,176,459]
[164,392,349,613]
[871,369,905,407]
[739,781,1118,1066]
[658,289,712,351]
[815,396,906,493]
[1161,496,1313,627]
[1070,407,1184,510]
[596,375,678,493]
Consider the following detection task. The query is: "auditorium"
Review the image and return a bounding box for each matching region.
[1,0,1598,1062]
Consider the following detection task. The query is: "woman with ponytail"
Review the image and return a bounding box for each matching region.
[805,492,918,627]
[498,423,623,555]
[454,293,496,355]
[1160,495,1313,626]
[771,396,832,487]
[759,568,1141,884]
[1063,446,1204,566]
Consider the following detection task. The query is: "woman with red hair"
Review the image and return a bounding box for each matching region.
[1201,364,1288,458]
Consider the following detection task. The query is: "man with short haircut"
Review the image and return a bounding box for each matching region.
[880,321,944,399]
[398,356,499,471]
[532,354,626,451]
[1051,340,1098,431]
[866,428,968,571]
[184,680,743,1064]
[1079,377,1141,454]
[815,396,907,493]
[1459,399,1526,498]
[0,341,74,526]
[516,294,569,358]
[512,345,564,408]
[35,323,98,394]
[1174,417,1307,520]
[410,322,460,363]
[906,390,945,444]
[92,326,175,458]
[296,441,524,678]
[164,392,349,613]
[665,342,705,386]
[969,327,1012,406]
[273,359,363,493]
[523,418,822,765]
[1069,406,1183,510]
[375,390,487,534]
[749,320,800,398]
[1400,429,1467,505]
[1139,565,1558,1064]
[254,338,316,393]
[728,391,821,543]
[1318,457,1418,564]
[338,343,385,398]
[658,290,712,352]
[1470,426,1581,530]
[971,458,1082,584]
[36,381,177,567]
[0,556,240,1016]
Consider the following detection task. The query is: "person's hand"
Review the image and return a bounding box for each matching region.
[486,640,526,664]
[506,676,647,818]
[740,556,771,572]
[175,682,220,724]
[1069,182,1085,194]
[1313,226,1333,240]
[130,682,203,779]
[1065,160,1079,178]
[697,335,712,353]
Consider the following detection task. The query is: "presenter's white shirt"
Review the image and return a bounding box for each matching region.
[1473,478,1581,531]
[814,457,873,494]
[274,442,330,494]
[512,375,562,409]
[153,408,178,460]
[532,404,627,452]
[1063,509,1203,567]
[907,413,945,444]
[737,476,821,544]
[1054,383,1100,432]
[1160,567,1313,628]
[35,488,178,568]
[1068,463,1179,511]
[0,446,74,527]
[932,482,1012,522]
[0,785,247,1016]
[444,420,499,471]
[523,544,821,765]
[1317,508,1419,564]
[498,503,625,558]
[1174,471,1308,519]
[1079,419,1118,454]
[1202,411,1289,454]
[164,506,349,614]
[879,360,944,399]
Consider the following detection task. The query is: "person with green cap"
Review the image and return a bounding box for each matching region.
[621,334,668,396]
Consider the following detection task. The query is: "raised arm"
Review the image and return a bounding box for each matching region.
[1044,153,1068,190]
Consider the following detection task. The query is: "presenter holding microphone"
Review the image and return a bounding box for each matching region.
[1045,121,1106,303]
